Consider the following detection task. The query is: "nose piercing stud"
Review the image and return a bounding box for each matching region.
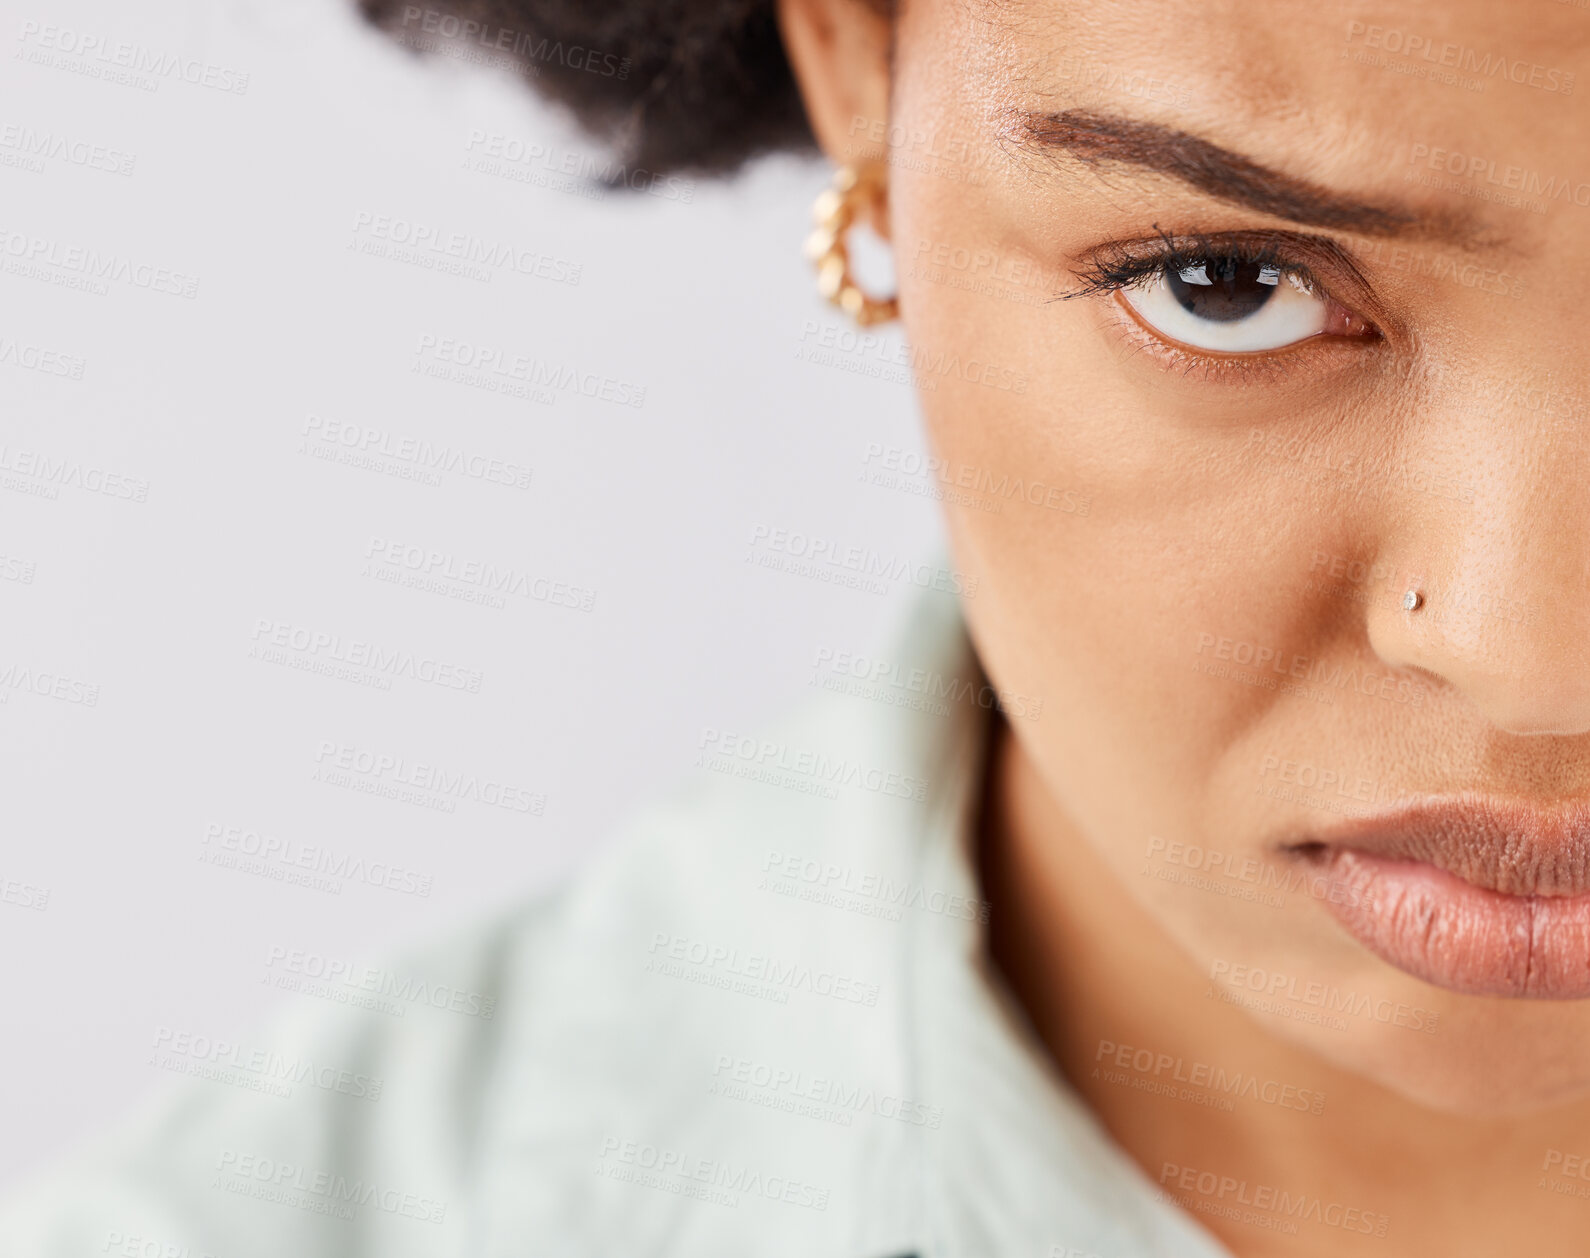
[1402,589,1423,612]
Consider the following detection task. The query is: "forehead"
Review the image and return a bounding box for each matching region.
[945,0,1590,182]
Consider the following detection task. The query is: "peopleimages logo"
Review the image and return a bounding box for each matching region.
[710,1053,943,1128]
[0,553,36,584]
[0,123,136,175]
[151,1029,383,1101]
[1144,834,1372,909]
[0,446,149,501]
[746,524,980,598]
[15,20,251,93]
[463,130,694,202]
[0,335,86,379]
[350,212,581,285]
[302,414,533,490]
[202,821,434,897]
[0,874,49,911]
[397,5,630,79]
[811,645,1044,721]
[1543,1149,1590,1182]
[250,618,485,692]
[762,849,991,922]
[0,226,199,296]
[213,1150,447,1223]
[796,320,1028,394]
[1094,1039,1326,1115]
[263,946,495,1019]
[1407,143,1590,207]
[1193,631,1429,707]
[596,1137,829,1211]
[312,739,547,815]
[363,536,598,612]
[1208,960,1440,1033]
[1159,1161,1390,1237]
[860,442,1091,516]
[646,931,881,1007]
[102,1231,215,1258]
[0,661,99,706]
[699,728,929,802]
[1344,21,1575,94]
[413,333,646,409]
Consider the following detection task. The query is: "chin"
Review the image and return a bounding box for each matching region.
[1286,987,1590,1118]
[1379,1061,1590,1119]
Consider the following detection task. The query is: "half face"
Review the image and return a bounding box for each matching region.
[876,0,1590,1111]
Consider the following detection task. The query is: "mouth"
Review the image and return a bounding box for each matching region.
[1281,796,1590,1000]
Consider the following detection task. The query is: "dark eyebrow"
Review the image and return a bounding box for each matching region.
[1014,109,1485,245]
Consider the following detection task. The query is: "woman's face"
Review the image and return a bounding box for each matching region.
[793,0,1590,1113]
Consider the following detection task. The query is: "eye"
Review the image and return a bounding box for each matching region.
[1121,257,1347,353]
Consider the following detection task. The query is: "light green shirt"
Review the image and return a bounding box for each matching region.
[0,589,1230,1258]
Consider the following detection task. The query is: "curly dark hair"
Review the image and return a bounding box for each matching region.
[359,0,829,176]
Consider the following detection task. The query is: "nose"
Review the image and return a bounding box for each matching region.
[1367,424,1590,736]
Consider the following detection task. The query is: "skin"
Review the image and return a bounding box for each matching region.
[778,0,1590,1253]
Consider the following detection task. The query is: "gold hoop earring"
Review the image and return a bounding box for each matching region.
[805,162,898,327]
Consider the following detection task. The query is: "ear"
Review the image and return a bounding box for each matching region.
[777,0,894,229]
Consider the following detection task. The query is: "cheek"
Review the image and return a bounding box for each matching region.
[892,196,1228,814]
[890,187,1377,935]
[894,336,1185,878]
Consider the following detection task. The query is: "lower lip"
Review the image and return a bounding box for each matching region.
[1318,849,1590,999]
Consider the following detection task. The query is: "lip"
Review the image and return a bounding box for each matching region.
[1284,795,1590,1000]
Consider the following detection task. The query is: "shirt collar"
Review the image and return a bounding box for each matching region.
[885,587,1232,1258]
[484,584,1230,1257]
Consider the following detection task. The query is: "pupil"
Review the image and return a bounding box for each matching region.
[1165,258,1276,322]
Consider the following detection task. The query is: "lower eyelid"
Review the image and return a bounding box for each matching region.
[1106,290,1377,384]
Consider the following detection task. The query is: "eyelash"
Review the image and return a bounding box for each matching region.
[1062,228,1324,302]
[1056,227,1384,382]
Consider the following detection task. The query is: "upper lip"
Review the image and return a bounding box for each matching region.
[1285,794,1590,897]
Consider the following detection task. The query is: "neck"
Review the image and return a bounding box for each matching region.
[976,717,1590,1258]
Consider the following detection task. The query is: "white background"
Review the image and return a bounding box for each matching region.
[0,0,943,1186]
